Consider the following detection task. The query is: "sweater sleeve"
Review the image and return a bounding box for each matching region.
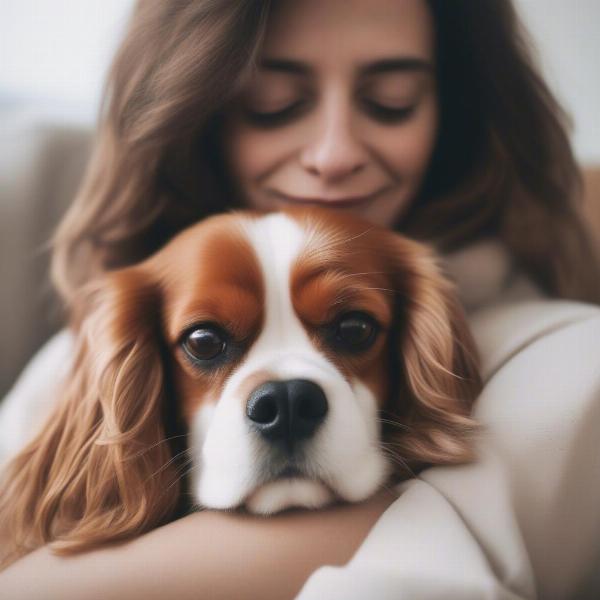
[0,329,74,466]
[296,300,600,600]
[296,446,533,600]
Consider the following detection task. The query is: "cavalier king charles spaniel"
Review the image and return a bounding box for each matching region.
[0,206,481,565]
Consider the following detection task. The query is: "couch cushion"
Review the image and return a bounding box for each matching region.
[0,111,90,397]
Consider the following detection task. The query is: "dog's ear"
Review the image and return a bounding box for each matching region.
[0,267,181,567]
[381,234,482,475]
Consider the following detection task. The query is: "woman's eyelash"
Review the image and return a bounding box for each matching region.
[361,100,416,123]
[243,101,306,127]
[244,100,416,127]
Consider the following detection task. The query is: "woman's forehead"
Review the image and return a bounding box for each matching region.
[261,0,435,71]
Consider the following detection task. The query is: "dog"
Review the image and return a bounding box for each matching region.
[0,205,481,566]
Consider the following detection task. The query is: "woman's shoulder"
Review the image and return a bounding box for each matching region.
[0,329,74,465]
[440,236,544,313]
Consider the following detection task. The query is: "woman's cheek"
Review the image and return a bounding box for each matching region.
[226,129,298,193]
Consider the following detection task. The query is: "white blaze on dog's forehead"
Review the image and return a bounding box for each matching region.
[237,213,335,377]
[242,213,304,339]
[233,212,362,385]
[235,213,346,384]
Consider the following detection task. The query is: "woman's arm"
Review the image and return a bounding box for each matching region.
[0,488,397,600]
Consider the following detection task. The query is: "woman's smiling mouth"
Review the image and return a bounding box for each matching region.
[267,188,389,209]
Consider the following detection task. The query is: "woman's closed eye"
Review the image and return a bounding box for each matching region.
[243,99,308,127]
[242,97,417,128]
[360,99,416,123]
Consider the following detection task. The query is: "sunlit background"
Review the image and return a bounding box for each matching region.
[0,0,132,123]
[0,0,599,397]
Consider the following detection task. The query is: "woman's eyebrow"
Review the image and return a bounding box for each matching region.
[360,57,433,76]
[259,58,309,76]
[258,57,434,77]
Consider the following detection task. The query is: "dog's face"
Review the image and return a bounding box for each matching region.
[0,206,481,561]
[162,209,395,514]
[102,206,480,514]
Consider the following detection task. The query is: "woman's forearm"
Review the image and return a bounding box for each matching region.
[0,488,398,600]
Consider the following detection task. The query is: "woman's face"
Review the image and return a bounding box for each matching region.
[220,0,438,228]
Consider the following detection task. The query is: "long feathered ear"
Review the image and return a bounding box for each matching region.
[0,267,181,568]
[381,234,482,476]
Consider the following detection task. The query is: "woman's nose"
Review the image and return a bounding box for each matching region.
[299,95,368,184]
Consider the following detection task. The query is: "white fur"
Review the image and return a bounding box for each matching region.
[191,214,389,513]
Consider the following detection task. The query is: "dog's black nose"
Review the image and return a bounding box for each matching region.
[246,379,328,452]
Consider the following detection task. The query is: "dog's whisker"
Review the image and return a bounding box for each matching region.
[378,417,411,432]
[335,281,398,292]
[335,270,395,280]
[379,445,418,479]
[166,456,206,497]
[303,230,379,263]
[379,408,407,417]
[331,296,353,307]
[378,479,402,498]
[128,434,190,460]
[172,455,195,477]
[357,286,397,294]
[152,465,197,506]
[154,455,201,506]
[147,448,192,481]
[306,227,377,254]
[379,440,417,451]
[165,465,196,494]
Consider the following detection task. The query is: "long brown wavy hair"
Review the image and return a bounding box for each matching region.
[51,0,600,307]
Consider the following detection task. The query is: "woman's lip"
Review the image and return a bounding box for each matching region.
[268,189,383,208]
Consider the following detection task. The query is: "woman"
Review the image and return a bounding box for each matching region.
[50,0,599,303]
[1,0,599,598]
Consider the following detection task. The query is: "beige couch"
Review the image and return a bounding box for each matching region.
[0,111,90,398]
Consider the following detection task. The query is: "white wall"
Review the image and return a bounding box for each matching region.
[514,0,600,162]
[0,0,598,161]
[0,0,134,121]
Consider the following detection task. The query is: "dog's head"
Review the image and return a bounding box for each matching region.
[0,206,480,561]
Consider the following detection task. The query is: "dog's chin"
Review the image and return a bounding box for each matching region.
[244,478,336,515]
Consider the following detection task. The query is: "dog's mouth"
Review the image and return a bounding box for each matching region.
[275,465,303,479]
[243,463,339,514]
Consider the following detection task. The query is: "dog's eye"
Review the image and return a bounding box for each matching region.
[334,312,378,352]
[182,326,227,362]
